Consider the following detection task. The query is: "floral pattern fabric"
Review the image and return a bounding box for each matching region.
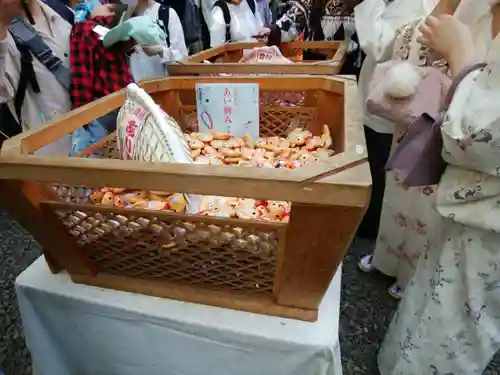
[372,173,443,290]
[371,18,447,291]
[378,221,500,374]
[378,10,500,374]
[276,0,357,43]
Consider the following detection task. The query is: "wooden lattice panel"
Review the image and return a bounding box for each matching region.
[260,91,306,107]
[182,110,198,133]
[89,137,121,159]
[53,185,91,204]
[181,106,315,138]
[259,109,313,137]
[54,209,279,294]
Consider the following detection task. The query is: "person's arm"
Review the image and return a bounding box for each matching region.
[264,1,273,24]
[267,7,273,25]
[435,59,500,232]
[161,7,188,62]
[274,0,307,42]
[440,63,497,175]
[0,34,18,104]
[429,0,460,17]
[201,0,216,26]
[209,6,227,47]
[254,2,264,30]
[447,44,477,79]
[354,0,397,62]
[75,2,118,23]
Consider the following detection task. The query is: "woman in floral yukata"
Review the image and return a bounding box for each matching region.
[355,0,459,299]
[256,0,364,75]
[378,0,500,373]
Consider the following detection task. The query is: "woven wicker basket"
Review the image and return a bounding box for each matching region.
[0,75,369,321]
[167,41,346,76]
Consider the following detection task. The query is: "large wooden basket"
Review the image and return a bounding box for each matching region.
[0,76,370,321]
[168,41,346,76]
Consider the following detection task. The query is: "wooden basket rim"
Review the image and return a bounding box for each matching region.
[0,76,370,207]
[168,41,347,76]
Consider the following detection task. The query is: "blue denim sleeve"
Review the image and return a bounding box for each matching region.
[71,120,108,157]
[74,0,102,23]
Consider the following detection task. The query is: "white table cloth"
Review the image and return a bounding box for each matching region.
[16,257,343,375]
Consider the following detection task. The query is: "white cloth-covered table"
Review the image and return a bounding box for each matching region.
[16,257,343,375]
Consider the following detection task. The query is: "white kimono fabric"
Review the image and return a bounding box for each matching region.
[378,4,500,373]
[129,2,188,82]
[371,18,449,292]
[209,0,263,47]
[356,0,444,291]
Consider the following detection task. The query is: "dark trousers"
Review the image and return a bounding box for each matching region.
[357,126,393,240]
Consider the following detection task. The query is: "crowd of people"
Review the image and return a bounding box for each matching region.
[1,0,500,374]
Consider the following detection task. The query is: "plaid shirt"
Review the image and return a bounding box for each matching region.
[69,16,134,109]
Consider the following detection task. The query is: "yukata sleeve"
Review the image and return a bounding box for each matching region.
[275,0,308,43]
[0,36,19,104]
[440,65,500,176]
[264,4,273,25]
[436,61,500,233]
[159,8,188,63]
[69,22,95,109]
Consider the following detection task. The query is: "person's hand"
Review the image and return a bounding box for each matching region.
[90,4,117,18]
[253,27,271,38]
[0,0,22,34]
[417,14,472,60]
[417,14,475,77]
[142,45,163,56]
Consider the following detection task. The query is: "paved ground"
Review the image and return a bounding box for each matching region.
[0,211,39,375]
[339,238,399,374]
[1,211,499,375]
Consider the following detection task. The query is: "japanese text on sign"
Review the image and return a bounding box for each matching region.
[223,87,236,125]
[195,83,259,139]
